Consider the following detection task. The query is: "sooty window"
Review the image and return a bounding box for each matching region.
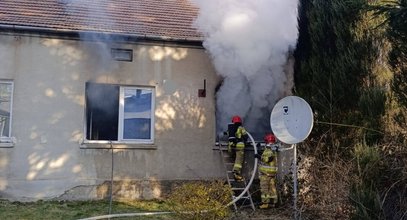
[85,82,154,143]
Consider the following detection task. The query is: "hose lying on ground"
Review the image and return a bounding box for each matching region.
[77,132,258,220]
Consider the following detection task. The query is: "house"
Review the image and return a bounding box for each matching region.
[0,0,224,201]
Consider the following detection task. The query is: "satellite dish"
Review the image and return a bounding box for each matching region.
[270,96,313,144]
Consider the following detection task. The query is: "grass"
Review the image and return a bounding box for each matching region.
[0,181,233,220]
[0,199,175,220]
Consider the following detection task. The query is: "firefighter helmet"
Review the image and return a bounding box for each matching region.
[231,115,242,124]
[264,133,276,144]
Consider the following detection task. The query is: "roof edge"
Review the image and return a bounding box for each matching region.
[0,24,204,48]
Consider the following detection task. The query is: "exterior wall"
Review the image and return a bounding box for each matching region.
[0,33,223,201]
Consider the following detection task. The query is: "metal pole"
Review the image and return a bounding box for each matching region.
[109,141,114,215]
[293,144,298,219]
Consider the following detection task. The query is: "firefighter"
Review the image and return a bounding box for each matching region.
[226,115,248,181]
[255,133,279,209]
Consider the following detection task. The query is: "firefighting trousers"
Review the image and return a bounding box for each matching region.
[232,142,245,174]
[259,173,277,204]
[227,141,234,155]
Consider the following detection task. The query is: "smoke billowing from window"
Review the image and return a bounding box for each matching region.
[191,0,299,136]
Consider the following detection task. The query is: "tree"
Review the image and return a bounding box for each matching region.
[294,0,380,151]
[375,1,407,106]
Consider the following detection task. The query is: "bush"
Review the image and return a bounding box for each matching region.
[167,181,232,220]
[350,143,384,220]
[358,87,386,144]
[350,183,382,220]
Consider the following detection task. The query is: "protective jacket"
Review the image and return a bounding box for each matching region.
[227,123,248,151]
[258,145,278,175]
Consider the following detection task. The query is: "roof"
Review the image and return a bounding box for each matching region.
[0,0,203,42]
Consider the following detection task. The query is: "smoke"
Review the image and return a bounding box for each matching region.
[191,0,299,136]
[60,0,122,72]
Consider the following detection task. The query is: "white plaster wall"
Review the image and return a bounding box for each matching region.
[0,34,223,200]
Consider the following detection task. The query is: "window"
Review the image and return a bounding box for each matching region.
[85,82,154,143]
[111,48,133,62]
[0,81,13,142]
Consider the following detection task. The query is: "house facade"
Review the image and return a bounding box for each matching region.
[0,0,224,201]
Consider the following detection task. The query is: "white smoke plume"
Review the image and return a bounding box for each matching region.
[191,0,299,136]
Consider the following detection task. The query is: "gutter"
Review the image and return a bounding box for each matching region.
[0,24,204,48]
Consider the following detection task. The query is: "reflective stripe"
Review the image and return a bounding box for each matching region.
[236,142,245,150]
[259,165,277,174]
[234,163,242,169]
[260,165,277,169]
[262,194,273,199]
[259,168,277,173]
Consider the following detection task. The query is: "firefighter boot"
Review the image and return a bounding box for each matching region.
[233,171,243,182]
[259,203,269,209]
[259,202,275,209]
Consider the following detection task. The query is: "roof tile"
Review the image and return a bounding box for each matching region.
[0,0,202,41]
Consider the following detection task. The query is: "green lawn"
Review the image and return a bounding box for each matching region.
[0,199,175,220]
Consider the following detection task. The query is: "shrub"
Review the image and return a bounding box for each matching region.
[350,143,384,220]
[358,87,386,144]
[167,181,232,220]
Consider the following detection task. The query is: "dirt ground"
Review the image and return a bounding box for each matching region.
[229,207,294,220]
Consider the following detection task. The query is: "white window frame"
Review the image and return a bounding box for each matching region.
[118,86,155,144]
[83,83,155,146]
[0,80,14,145]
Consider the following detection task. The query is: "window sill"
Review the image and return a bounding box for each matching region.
[0,142,14,148]
[80,140,157,149]
[0,137,15,148]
